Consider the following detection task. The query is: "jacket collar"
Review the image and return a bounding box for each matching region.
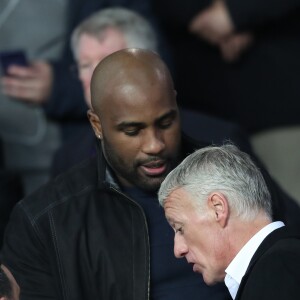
[95,139,119,190]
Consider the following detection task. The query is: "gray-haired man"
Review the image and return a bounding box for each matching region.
[159,144,300,300]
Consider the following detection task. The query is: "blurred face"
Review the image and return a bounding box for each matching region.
[163,188,228,285]
[91,77,182,192]
[76,29,126,106]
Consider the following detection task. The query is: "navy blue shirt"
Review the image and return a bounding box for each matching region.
[124,187,230,300]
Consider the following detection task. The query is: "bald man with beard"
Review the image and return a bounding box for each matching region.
[4,47,300,300]
[87,49,182,192]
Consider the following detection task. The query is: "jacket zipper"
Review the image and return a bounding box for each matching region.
[109,186,151,300]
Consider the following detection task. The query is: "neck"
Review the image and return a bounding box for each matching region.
[227,211,271,261]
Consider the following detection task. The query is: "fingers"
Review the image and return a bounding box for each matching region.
[189,0,234,45]
[1,61,52,103]
[190,11,220,45]
[5,61,50,79]
[1,76,41,102]
[220,33,254,63]
[5,64,36,78]
[189,0,254,64]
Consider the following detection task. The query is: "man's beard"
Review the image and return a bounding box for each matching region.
[102,137,181,192]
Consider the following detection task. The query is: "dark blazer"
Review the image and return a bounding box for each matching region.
[236,226,300,300]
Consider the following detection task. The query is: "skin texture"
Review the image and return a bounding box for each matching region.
[76,29,127,106]
[0,265,20,300]
[88,49,182,192]
[164,188,231,285]
[189,0,253,62]
[163,187,271,285]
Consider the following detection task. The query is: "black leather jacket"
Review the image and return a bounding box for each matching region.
[0,135,208,300]
[1,144,153,300]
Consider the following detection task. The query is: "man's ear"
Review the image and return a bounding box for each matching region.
[207,192,229,228]
[87,109,102,139]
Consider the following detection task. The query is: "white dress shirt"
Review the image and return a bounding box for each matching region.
[224,221,285,299]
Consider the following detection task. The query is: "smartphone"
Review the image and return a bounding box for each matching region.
[0,50,28,76]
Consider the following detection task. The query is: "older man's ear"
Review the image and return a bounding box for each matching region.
[208,192,229,228]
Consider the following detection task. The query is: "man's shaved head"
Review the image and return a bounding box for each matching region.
[90,48,174,116]
[88,48,181,192]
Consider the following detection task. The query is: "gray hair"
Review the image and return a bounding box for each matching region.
[158,144,272,221]
[71,7,157,59]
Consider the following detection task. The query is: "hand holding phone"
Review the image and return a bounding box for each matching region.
[1,59,52,104]
[0,50,28,76]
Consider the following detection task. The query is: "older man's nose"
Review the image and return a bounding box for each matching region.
[174,235,188,258]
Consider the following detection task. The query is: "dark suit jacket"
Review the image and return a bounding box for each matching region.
[236,226,300,300]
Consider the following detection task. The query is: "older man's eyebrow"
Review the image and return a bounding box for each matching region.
[166,217,176,226]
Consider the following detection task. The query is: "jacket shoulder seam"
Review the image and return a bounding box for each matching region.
[31,184,97,223]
